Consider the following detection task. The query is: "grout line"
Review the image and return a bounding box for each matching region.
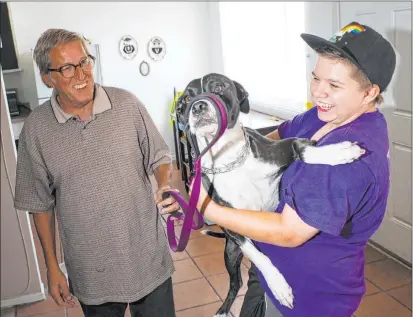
[367,242,412,270]
[385,289,412,311]
[173,275,205,286]
[364,277,384,292]
[188,245,248,317]
[363,290,383,297]
[364,276,412,308]
[188,254,224,301]
[383,283,412,293]
[174,300,223,313]
[364,265,412,292]
[365,258,389,265]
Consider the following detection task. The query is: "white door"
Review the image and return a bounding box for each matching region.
[339,1,412,263]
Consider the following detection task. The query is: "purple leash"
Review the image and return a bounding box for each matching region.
[164,93,228,252]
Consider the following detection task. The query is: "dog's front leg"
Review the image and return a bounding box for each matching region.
[293,139,365,166]
[214,235,244,317]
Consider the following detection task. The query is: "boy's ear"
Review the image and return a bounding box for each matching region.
[364,84,380,104]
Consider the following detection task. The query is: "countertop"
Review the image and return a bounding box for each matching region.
[10,106,32,141]
[10,105,31,123]
[240,109,284,130]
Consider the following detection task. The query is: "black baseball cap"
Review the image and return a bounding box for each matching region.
[301,22,396,92]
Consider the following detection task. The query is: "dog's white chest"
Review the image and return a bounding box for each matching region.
[206,155,280,212]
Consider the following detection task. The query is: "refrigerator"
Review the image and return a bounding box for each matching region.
[1,66,46,308]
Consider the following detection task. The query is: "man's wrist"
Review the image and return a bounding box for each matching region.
[46,259,61,273]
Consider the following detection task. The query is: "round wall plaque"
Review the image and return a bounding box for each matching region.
[147,36,166,61]
[119,35,138,60]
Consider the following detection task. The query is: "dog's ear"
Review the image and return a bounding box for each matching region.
[233,80,250,114]
[178,78,203,125]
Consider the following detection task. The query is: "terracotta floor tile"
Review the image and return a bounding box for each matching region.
[170,249,190,262]
[173,278,220,311]
[176,301,223,317]
[203,225,224,234]
[186,236,225,258]
[364,259,411,291]
[230,295,245,317]
[172,258,203,284]
[364,279,381,296]
[364,245,387,264]
[193,252,226,276]
[16,295,60,317]
[175,224,223,241]
[66,305,85,317]
[174,224,209,240]
[354,292,411,317]
[31,309,66,317]
[387,284,412,310]
[207,265,250,300]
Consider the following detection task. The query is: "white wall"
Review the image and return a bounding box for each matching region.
[7,1,214,150]
[304,2,340,101]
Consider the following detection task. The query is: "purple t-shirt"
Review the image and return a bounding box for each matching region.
[254,107,390,317]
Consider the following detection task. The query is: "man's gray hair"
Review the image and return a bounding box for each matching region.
[33,28,90,74]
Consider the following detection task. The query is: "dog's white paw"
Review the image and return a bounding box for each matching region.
[261,259,294,309]
[303,141,365,166]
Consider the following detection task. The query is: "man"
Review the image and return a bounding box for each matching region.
[14,29,180,317]
[190,22,396,317]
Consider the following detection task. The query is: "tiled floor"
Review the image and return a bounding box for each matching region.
[9,166,412,317]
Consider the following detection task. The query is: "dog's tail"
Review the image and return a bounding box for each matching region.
[201,229,225,238]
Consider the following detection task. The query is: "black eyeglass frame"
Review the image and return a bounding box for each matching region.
[47,55,96,78]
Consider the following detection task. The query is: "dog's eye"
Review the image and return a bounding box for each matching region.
[185,96,190,104]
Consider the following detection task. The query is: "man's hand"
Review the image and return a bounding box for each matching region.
[47,267,76,308]
[155,185,180,214]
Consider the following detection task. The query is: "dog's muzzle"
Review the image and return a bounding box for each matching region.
[191,100,209,115]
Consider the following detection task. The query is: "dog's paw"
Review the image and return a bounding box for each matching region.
[303,141,365,166]
[261,260,294,309]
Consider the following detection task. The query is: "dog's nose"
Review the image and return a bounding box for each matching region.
[192,101,208,115]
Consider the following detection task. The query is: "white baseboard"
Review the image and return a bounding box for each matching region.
[1,282,46,308]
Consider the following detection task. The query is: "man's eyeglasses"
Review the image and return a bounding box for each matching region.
[48,55,95,78]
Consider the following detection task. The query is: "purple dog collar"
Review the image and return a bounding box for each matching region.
[165,93,228,252]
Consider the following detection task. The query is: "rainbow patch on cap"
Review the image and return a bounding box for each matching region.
[329,23,365,43]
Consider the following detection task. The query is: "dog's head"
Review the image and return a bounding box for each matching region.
[176,73,249,137]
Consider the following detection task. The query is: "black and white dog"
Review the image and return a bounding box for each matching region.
[176,73,363,317]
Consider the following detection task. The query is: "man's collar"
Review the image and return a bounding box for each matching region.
[50,84,112,123]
